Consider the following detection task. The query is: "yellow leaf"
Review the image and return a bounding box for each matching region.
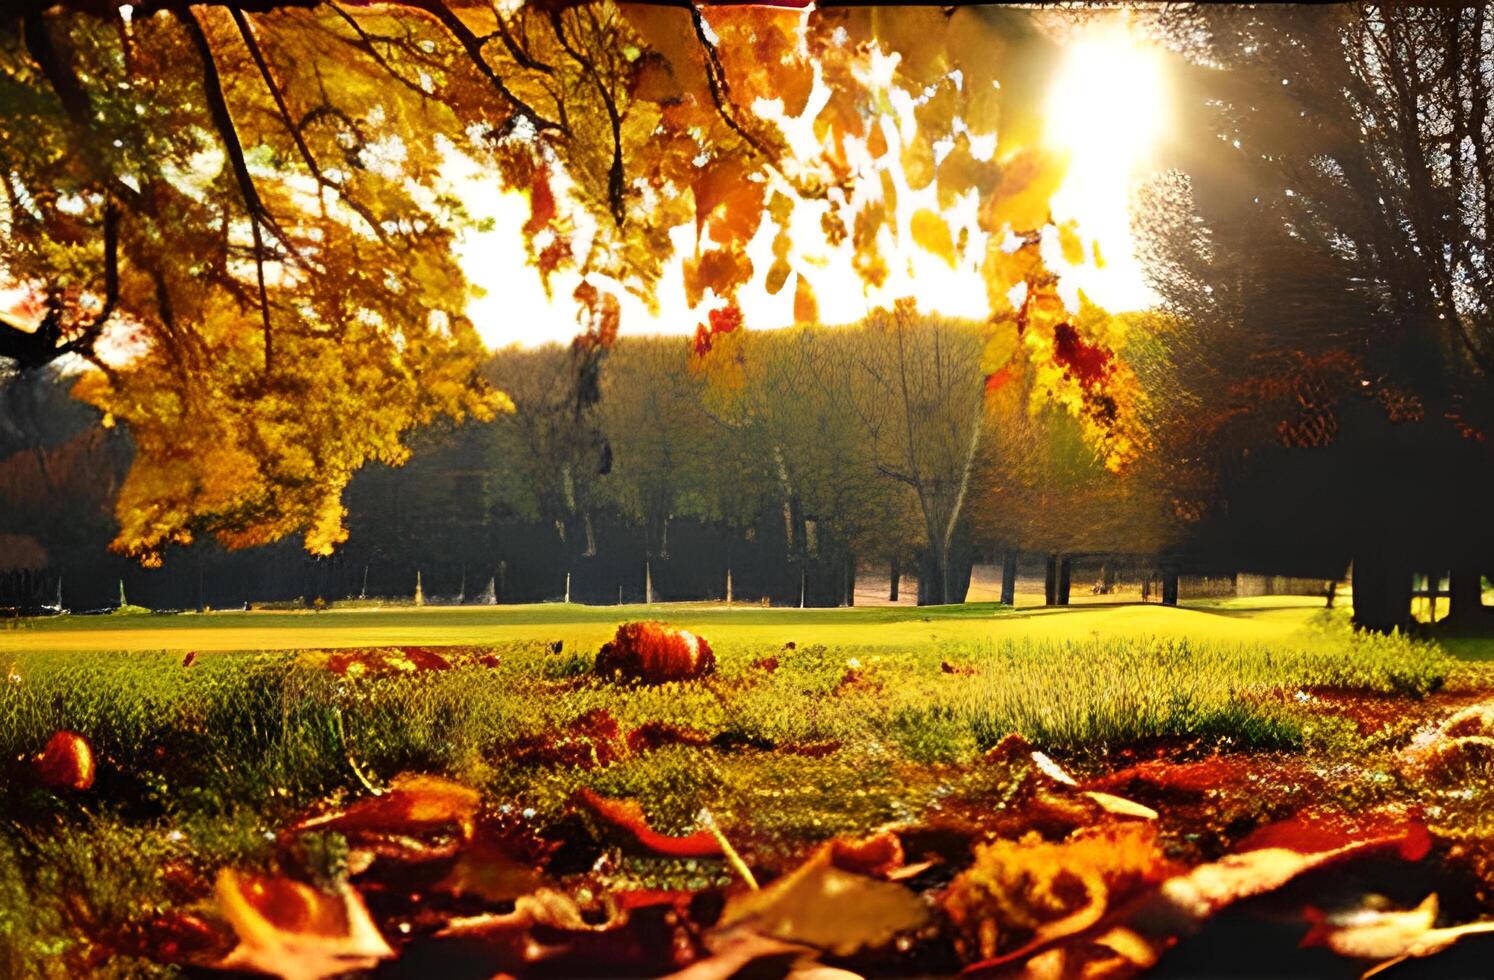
[765,257,792,296]
[901,131,936,192]
[1058,222,1086,266]
[721,846,927,956]
[980,147,1066,233]
[911,209,957,267]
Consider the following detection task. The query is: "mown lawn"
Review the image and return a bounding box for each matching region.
[0,595,1346,652]
[0,600,1489,977]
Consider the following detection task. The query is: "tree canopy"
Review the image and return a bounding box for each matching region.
[1,1,1146,564]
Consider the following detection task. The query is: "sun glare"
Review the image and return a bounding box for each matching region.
[1044,21,1168,311]
[459,16,1171,350]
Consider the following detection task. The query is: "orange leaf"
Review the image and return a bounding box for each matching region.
[684,247,754,308]
[793,274,819,324]
[574,786,724,858]
[36,730,94,791]
[693,159,765,247]
[292,773,481,840]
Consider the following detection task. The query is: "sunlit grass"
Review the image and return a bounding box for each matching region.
[0,608,1463,975]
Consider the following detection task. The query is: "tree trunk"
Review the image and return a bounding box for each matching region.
[917,550,943,606]
[1056,556,1072,606]
[1352,550,1411,633]
[1161,566,1179,607]
[950,551,975,604]
[889,558,900,602]
[1420,570,1439,622]
[844,556,856,607]
[1448,564,1485,623]
[1000,551,1017,607]
[1044,554,1058,606]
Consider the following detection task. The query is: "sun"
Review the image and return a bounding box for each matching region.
[1043,20,1169,312]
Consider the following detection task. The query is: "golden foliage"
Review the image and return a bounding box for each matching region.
[2,2,1148,561]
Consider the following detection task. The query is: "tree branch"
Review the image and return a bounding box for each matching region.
[20,12,144,212]
[398,0,565,136]
[231,8,390,242]
[549,9,625,227]
[177,7,275,375]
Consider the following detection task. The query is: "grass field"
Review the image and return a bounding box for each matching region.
[1,597,1490,977]
[0,595,1365,653]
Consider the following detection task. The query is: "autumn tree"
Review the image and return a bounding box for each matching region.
[3,1,1149,570]
[486,338,611,561]
[1147,3,1494,629]
[973,315,1182,607]
[0,5,508,564]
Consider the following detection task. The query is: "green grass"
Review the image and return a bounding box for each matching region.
[0,595,1351,653]
[0,600,1468,976]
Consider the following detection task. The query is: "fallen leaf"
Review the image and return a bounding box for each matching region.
[945,822,1173,966]
[36,730,94,791]
[662,929,817,980]
[436,888,699,975]
[292,774,480,843]
[1302,893,1494,976]
[829,830,905,879]
[1082,792,1159,821]
[720,846,927,956]
[432,825,548,905]
[214,869,393,980]
[325,646,451,677]
[962,814,1433,978]
[628,721,714,754]
[574,787,724,858]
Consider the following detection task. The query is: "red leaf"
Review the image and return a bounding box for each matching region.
[627,721,714,754]
[1051,322,1113,390]
[215,870,393,980]
[573,787,724,858]
[326,647,452,677]
[524,165,556,238]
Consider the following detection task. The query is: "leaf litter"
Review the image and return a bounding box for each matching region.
[26,635,1494,978]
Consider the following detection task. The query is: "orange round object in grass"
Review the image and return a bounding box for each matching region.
[595,621,715,684]
[36,730,95,791]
